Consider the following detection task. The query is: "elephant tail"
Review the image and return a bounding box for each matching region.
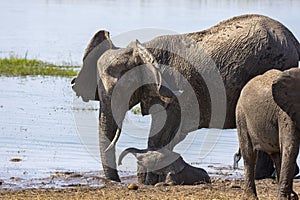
[233,148,241,169]
[118,148,148,166]
[272,68,300,127]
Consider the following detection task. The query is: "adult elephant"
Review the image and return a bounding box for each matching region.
[72,14,300,182]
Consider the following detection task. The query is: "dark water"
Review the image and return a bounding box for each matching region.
[0,0,300,189]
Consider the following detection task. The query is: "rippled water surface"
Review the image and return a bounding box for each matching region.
[1,0,300,64]
[0,77,244,189]
[0,0,300,189]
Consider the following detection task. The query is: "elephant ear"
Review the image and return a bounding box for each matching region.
[272,68,300,127]
[72,30,115,102]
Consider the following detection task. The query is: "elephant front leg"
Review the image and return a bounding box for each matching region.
[278,116,300,200]
[144,103,182,184]
[137,164,147,184]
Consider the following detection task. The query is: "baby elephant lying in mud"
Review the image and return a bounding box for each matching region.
[236,68,300,200]
[118,147,210,185]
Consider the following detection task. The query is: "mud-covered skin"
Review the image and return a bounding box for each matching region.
[72,14,300,182]
[236,69,300,200]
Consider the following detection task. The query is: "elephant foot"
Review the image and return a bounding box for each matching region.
[278,191,298,200]
[103,170,121,182]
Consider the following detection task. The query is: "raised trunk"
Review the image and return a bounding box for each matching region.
[99,101,120,182]
[118,148,147,165]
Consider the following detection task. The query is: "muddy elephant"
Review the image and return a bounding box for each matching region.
[118,147,210,185]
[72,14,300,182]
[236,68,300,200]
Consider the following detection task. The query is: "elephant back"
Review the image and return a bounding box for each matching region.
[272,68,300,127]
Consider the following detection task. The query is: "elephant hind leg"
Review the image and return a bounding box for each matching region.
[236,110,257,197]
[270,153,281,182]
[278,116,300,199]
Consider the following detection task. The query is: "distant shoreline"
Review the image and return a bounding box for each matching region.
[0,56,79,77]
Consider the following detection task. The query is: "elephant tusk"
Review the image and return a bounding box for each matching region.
[104,128,121,152]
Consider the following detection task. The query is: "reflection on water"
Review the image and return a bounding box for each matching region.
[0,0,299,64]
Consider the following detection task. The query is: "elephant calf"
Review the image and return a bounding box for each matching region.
[236,68,300,199]
[118,147,210,185]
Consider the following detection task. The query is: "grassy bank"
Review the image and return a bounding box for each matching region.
[0,56,78,77]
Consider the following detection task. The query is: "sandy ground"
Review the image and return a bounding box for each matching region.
[2,178,300,200]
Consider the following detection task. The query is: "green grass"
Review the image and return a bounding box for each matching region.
[0,56,79,77]
[131,106,142,115]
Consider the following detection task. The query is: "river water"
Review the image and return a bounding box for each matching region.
[0,0,299,189]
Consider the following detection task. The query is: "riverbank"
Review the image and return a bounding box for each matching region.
[2,178,300,200]
[0,56,78,77]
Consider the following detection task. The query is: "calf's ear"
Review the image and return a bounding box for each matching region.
[272,68,300,127]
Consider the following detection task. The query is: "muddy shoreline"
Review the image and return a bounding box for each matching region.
[2,178,300,200]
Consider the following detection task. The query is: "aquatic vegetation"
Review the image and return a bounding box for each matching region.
[0,56,79,77]
[131,106,141,115]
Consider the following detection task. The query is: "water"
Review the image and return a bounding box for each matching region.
[0,76,242,189]
[0,0,300,189]
[0,0,299,65]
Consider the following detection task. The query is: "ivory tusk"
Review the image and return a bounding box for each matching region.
[104,128,121,152]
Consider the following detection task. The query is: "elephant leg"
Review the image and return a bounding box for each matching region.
[145,172,159,185]
[278,120,299,199]
[143,103,181,184]
[270,153,281,182]
[242,147,257,197]
[237,111,257,197]
[254,151,275,180]
[137,164,147,184]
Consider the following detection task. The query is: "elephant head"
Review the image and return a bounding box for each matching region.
[118,147,210,185]
[72,30,179,182]
[118,147,184,184]
[118,147,183,172]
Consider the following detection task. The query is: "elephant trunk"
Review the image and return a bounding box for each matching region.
[118,148,148,165]
[99,101,121,182]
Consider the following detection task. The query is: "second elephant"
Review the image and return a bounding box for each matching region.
[236,68,300,199]
[118,147,210,185]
